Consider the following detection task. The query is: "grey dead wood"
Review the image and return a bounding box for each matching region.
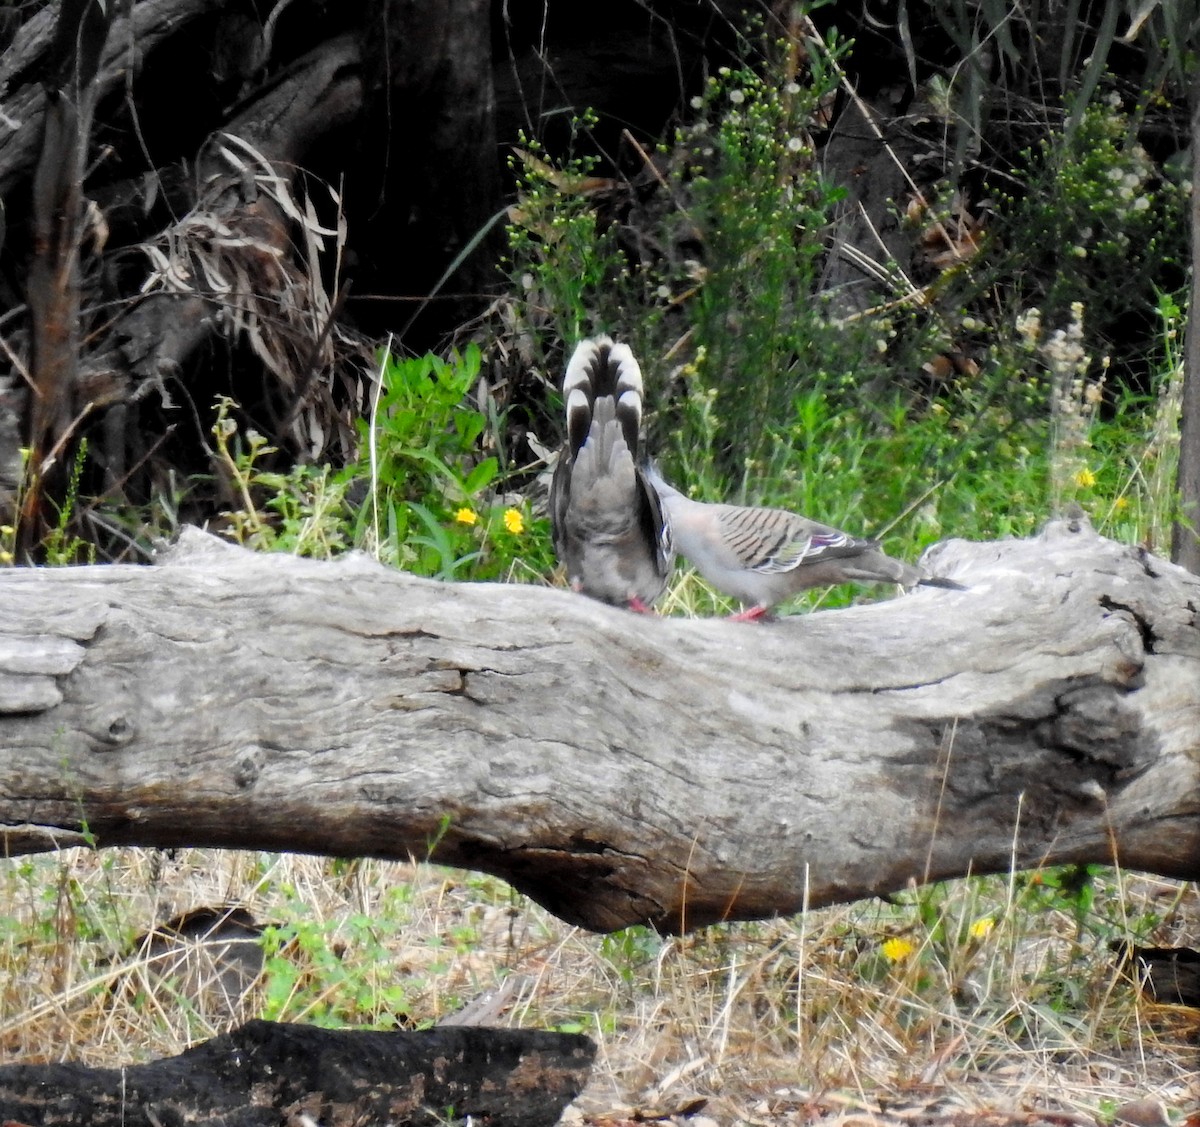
[0,518,1198,934]
[0,1019,595,1127]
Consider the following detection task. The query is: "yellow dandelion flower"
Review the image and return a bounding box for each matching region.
[454,507,478,526]
[503,507,525,534]
[881,937,916,963]
[969,916,995,940]
[1074,467,1096,488]
[1113,496,1129,511]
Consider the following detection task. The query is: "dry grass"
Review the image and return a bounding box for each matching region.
[1,847,1197,1123]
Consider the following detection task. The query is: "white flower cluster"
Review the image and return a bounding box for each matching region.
[1042,301,1088,379]
[1015,307,1042,348]
[1042,303,1104,506]
[1104,143,1154,213]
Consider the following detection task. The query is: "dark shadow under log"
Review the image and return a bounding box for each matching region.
[0,516,1198,934]
[0,1020,594,1127]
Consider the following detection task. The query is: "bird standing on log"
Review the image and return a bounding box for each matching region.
[550,337,674,611]
[644,465,962,621]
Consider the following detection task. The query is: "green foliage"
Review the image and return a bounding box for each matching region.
[259,908,415,1028]
[654,59,857,488]
[505,113,630,347]
[994,96,1186,374]
[213,399,352,558]
[41,441,96,565]
[599,925,662,984]
[1085,291,1185,549]
[1,441,96,567]
[211,347,554,583]
[346,343,554,582]
[868,861,1164,1038]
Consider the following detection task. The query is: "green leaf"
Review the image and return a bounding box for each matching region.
[463,457,498,495]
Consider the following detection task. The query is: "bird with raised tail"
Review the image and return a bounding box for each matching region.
[644,465,963,620]
[549,337,674,611]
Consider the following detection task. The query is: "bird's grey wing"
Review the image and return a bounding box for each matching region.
[716,506,863,574]
[635,465,674,578]
[549,447,573,559]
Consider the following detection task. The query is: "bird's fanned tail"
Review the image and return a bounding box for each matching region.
[562,338,644,457]
[550,337,674,609]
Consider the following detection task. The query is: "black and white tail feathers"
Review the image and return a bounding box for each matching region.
[550,337,673,610]
[563,338,644,459]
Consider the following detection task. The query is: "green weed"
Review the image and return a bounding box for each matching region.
[1,441,96,566]
[213,398,351,558]
[209,347,554,583]
[348,342,553,581]
[505,114,631,351]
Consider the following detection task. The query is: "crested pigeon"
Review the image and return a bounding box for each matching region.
[644,465,962,620]
[550,337,673,611]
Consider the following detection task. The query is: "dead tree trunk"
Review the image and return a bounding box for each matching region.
[355,0,502,337]
[1,517,1198,934]
[20,0,110,553]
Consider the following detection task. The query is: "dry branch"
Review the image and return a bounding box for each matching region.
[82,34,364,417]
[1,518,1198,934]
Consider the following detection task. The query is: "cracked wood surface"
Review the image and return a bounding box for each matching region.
[0,520,1198,933]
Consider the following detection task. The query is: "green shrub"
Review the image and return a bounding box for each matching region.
[212,348,555,584]
[345,344,553,582]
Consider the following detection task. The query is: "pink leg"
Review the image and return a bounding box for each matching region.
[728,605,769,622]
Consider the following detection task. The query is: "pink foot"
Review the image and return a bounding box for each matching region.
[627,596,653,614]
[728,605,769,622]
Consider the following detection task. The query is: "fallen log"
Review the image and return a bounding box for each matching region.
[0,1019,594,1127]
[1,517,1197,934]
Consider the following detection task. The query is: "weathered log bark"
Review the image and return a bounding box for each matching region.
[0,1019,594,1127]
[1,517,1198,934]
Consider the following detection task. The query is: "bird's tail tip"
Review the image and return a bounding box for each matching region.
[640,460,683,499]
[564,336,643,399]
[562,336,645,455]
[918,575,968,591]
